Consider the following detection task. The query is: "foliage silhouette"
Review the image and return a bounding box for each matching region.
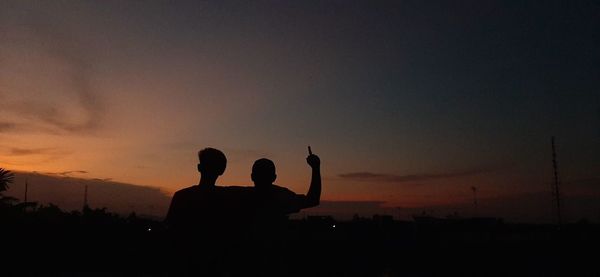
[0,168,14,192]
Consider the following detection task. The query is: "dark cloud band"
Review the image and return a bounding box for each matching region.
[339,164,512,183]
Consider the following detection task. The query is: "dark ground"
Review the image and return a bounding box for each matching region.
[1,205,599,276]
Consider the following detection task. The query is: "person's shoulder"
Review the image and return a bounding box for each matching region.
[271,184,296,195]
[176,185,200,193]
[173,185,202,197]
[221,186,254,198]
[221,185,253,192]
[271,185,305,212]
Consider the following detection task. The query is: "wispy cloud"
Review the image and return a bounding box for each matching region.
[0,9,105,135]
[1,146,71,158]
[8,98,103,134]
[339,165,511,183]
[44,170,89,177]
[0,122,18,133]
[58,170,88,176]
[8,147,56,156]
[0,146,73,167]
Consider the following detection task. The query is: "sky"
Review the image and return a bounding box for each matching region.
[1,1,599,221]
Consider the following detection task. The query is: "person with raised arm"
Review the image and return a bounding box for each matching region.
[250,146,321,226]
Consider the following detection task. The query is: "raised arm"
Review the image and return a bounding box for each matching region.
[304,150,321,208]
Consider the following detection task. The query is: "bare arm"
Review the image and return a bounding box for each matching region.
[304,152,321,208]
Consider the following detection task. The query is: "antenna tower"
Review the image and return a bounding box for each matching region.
[551,136,562,224]
[471,186,478,216]
[24,178,28,203]
[83,184,88,211]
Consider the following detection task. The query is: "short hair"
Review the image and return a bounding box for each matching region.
[252,158,276,176]
[198,148,227,176]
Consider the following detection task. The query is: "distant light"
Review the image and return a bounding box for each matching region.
[332,224,336,228]
[147,228,152,232]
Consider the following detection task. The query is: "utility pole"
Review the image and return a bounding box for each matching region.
[471,186,478,216]
[83,184,88,211]
[551,136,562,225]
[24,178,28,203]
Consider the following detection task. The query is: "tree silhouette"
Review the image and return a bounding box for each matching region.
[0,168,16,209]
[0,168,14,192]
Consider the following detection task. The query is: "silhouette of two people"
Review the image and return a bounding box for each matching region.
[165,147,321,275]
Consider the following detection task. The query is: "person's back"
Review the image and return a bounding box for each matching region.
[165,148,253,274]
[250,151,321,237]
[253,184,304,224]
[245,151,321,275]
[167,185,235,236]
[166,148,228,231]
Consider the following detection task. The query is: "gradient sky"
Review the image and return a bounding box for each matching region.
[1,1,598,216]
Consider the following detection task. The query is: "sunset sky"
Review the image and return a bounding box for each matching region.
[1,1,598,219]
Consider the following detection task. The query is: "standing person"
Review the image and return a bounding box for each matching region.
[165,147,249,275]
[250,148,321,221]
[166,147,229,230]
[250,147,321,233]
[247,147,321,276]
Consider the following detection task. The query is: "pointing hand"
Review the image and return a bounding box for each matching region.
[306,146,320,169]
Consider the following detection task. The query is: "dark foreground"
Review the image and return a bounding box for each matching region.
[1,207,599,276]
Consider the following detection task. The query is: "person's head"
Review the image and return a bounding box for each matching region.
[197,148,227,179]
[251,158,276,187]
